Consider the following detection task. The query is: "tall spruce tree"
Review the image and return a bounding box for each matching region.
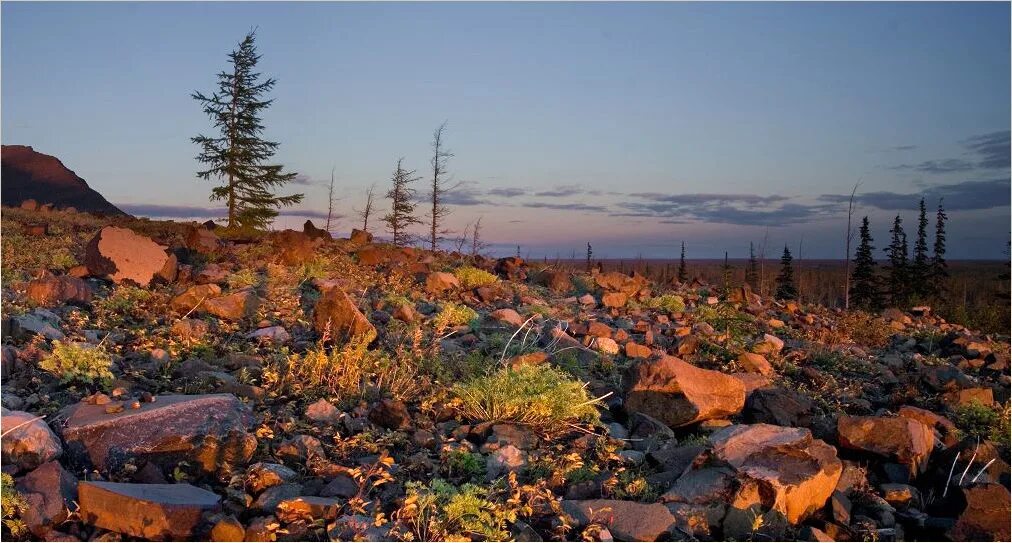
[745,242,759,287]
[911,197,930,298]
[775,245,797,300]
[192,30,302,230]
[851,216,880,310]
[931,198,949,296]
[586,243,593,273]
[885,215,909,307]
[382,158,422,247]
[677,241,688,283]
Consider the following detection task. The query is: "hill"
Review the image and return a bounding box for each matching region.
[1,145,125,215]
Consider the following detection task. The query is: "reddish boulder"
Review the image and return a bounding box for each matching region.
[737,352,774,376]
[424,272,460,295]
[602,291,628,308]
[356,246,384,266]
[949,483,1011,541]
[84,226,176,286]
[624,355,746,428]
[563,499,676,541]
[837,415,934,476]
[184,224,219,254]
[1,409,63,473]
[349,228,373,244]
[537,270,572,293]
[170,284,222,314]
[272,230,316,266]
[26,274,92,306]
[78,481,221,540]
[625,342,652,359]
[313,287,377,343]
[204,289,261,321]
[16,461,78,537]
[490,308,524,327]
[494,256,527,281]
[303,220,331,240]
[59,394,256,474]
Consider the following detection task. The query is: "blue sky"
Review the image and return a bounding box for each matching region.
[3,2,1009,258]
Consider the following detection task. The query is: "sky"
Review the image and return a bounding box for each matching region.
[3,1,1010,259]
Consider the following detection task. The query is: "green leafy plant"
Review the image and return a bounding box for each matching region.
[402,479,517,541]
[226,268,259,290]
[1,473,28,539]
[454,365,602,433]
[39,341,114,387]
[645,294,685,313]
[953,400,1010,447]
[453,266,498,289]
[445,450,485,482]
[434,302,479,330]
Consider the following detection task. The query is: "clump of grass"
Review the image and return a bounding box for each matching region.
[402,479,518,541]
[434,302,479,330]
[266,337,373,398]
[453,365,602,433]
[453,266,498,289]
[953,400,1010,447]
[1,473,28,539]
[39,341,114,387]
[226,268,259,290]
[645,294,685,313]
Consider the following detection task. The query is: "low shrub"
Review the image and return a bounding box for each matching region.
[953,400,1010,447]
[401,479,517,541]
[453,365,601,433]
[39,341,114,387]
[453,266,498,289]
[1,473,27,539]
[434,302,479,330]
[645,294,685,313]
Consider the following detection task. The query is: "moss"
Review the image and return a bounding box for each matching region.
[453,266,498,289]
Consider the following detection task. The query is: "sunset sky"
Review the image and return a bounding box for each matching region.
[3,2,1009,259]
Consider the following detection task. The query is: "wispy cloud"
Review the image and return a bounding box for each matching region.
[523,201,609,212]
[612,193,838,226]
[962,130,1011,170]
[487,187,527,197]
[819,178,1010,211]
[889,158,976,174]
[117,203,332,220]
[534,184,603,197]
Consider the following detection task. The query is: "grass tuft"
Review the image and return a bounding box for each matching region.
[453,266,498,290]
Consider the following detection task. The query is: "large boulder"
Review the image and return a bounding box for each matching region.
[709,424,842,525]
[313,287,377,343]
[1,408,63,473]
[272,230,316,266]
[494,256,527,281]
[26,274,92,307]
[183,224,219,254]
[349,229,372,244]
[949,483,1011,541]
[537,270,572,293]
[836,415,934,476]
[84,226,176,286]
[170,284,222,314]
[743,387,814,428]
[594,271,649,297]
[204,289,261,321]
[563,499,676,541]
[58,394,256,475]
[424,272,460,295]
[78,481,221,540]
[16,461,78,537]
[624,355,745,428]
[303,220,332,240]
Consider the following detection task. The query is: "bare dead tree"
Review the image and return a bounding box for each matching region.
[454,220,473,254]
[354,183,377,232]
[382,158,422,247]
[797,235,805,303]
[326,167,336,232]
[844,181,862,310]
[428,121,454,252]
[471,216,486,258]
[758,227,769,297]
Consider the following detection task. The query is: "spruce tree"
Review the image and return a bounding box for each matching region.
[911,197,930,298]
[745,242,759,287]
[586,243,593,273]
[677,241,688,283]
[775,245,797,300]
[721,251,732,296]
[382,158,422,247]
[931,198,949,296]
[885,215,909,307]
[192,30,302,230]
[851,216,880,310]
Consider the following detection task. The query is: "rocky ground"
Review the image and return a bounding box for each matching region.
[1,204,1009,542]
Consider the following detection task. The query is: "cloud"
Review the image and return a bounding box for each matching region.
[962,130,1011,170]
[610,192,839,226]
[534,184,602,197]
[441,185,490,206]
[523,202,609,212]
[889,158,976,174]
[290,173,318,186]
[487,187,527,197]
[891,145,918,151]
[116,203,332,220]
[819,178,1010,211]
[626,193,788,206]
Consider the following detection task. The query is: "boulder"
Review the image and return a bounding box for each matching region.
[490,308,524,327]
[624,355,746,428]
[563,499,676,541]
[26,274,92,307]
[273,230,316,266]
[204,289,261,321]
[837,416,934,476]
[594,271,649,297]
[313,287,377,343]
[247,326,291,344]
[625,342,652,359]
[424,272,460,295]
[15,461,78,537]
[368,399,411,430]
[172,318,210,342]
[184,225,219,254]
[949,483,1011,541]
[737,352,774,375]
[743,387,814,428]
[84,226,175,286]
[602,292,628,308]
[58,394,256,474]
[494,256,527,281]
[78,481,221,540]
[1,409,62,473]
[349,229,372,244]
[305,399,342,425]
[246,463,299,495]
[356,246,384,266]
[303,220,332,240]
[537,270,572,293]
[709,423,842,524]
[170,284,222,314]
[11,309,64,340]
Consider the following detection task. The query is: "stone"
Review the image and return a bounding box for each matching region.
[15,461,78,537]
[563,499,676,541]
[538,270,572,293]
[305,399,342,425]
[949,483,1010,541]
[349,229,373,244]
[321,474,358,498]
[392,303,416,323]
[594,271,649,297]
[272,230,316,266]
[880,483,919,508]
[59,394,256,474]
[171,318,210,342]
[170,284,222,313]
[490,308,524,327]
[1,409,62,473]
[624,355,746,428]
[195,263,228,284]
[592,337,620,355]
[368,398,411,430]
[246,326,290,343]
[743,387,814,428]
[709,423,842,524]
[84,226,175,286]
[578,293,596,306]
[313,287,377,343]
[602,292,628,308]
[303,220,331,240]
[509,351,549,369]
[625,342,652,359]
[246,463,299,495]
[837,415,934,476]
[276,435,325,463]
[586,321,613,338]
[13,310,64,340]
[276,496,341,523]
[78,481,220,540]
[210,516,245,542]
[26,275,92,307]
[898,406,959,447]
[487,444,526,479]
[184,225,219,254]
[204,289,261,321]
[494,256,527,281]
[738,352,774,375]
[425,272,460,295]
